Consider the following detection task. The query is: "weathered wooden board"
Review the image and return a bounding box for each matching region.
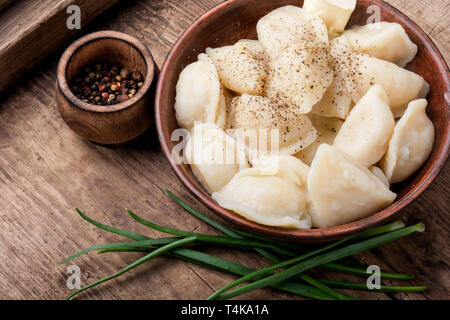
[0,0,13,12]
[0,0,118,93]
[0,0,448,300]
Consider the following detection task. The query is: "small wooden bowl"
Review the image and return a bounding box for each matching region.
[56,31,158,145]
[155,0,450,242]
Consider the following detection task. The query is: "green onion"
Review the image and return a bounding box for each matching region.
[70,210,334,300]
[62,195,424,300]
[76,208,149,241]
[126,208,297,256]
[231,228,301,252]
[207,236,352,300]
[297,274,357,300]
[65,236,197,300]
[216,223,424,300]
[167,192,411,301]
[165,189,241,238]
[58,237,180,265]
[322,262,413,280]
[319,279,426,293]
[166,191,353,300]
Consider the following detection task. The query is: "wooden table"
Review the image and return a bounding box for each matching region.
[0,0,448,300]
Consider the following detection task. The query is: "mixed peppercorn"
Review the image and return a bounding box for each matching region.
[70,63,144,105]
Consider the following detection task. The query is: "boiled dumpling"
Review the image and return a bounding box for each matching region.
[310,74,352,119]
[331,36,429,117]
[342,22,418,67]
[212,164,311,229]
[185,123,249,193]
[259,6,333,113]
[334,85,395,167]
[228,94,317,158]
[174,54,221,129]
[303,0,356,36]
[252,155,310,187]
[234,39,268,61]
[206,40,268,95]
[296,115,343,166]
[252,155,314,223]
[308,144,397,228]
[370,166,390,188]
[309,38,354,119]
[265,45,333,113]
[256,5,329,60]
[380,99,435,183]
[215,87,234,129]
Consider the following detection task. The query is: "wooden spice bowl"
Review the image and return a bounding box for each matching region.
[155,0,450,242]
[56,31,158,145]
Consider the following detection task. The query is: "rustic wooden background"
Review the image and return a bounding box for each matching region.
[0,0,448,300]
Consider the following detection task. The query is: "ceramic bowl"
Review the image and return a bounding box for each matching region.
[155,0,450,241]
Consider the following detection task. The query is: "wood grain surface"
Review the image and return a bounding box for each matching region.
[0,0,448,300]
[0,0,118,93]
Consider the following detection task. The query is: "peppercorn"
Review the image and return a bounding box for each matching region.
[116,94,129,103]
[131,71,143,82]
[120,68,130,79]
[70,62,145,106]
[111,65,120,74]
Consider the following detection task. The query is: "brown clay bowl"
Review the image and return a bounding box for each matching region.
[56,31,158,145]
[155,0,450,242]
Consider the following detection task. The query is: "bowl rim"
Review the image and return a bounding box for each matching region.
[155,0,450,241]
[57,30,155,114]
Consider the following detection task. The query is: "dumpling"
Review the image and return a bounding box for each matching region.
[227,94,317,158]
[303,0,356,36]
[184,123,249,193]
[258,7,332,113]
[212,164,311,229]
[342,22,418,67]
[252,155,310,187]
[174,54,221,129]
[331,36,429,117]
[309,38,353,119]
[206,40,268,95]
[252,155,314,224]
[369,166,390,188]
[380,99,435,183]
[265,45,333,113]
[215,87,234,129]
[310,74,352,119]
[234,39,268,61]
[334,85,395,167]
[345,53,428,118]
[308,144,397,228]
[296,115,343,166]
[256,5,329,60]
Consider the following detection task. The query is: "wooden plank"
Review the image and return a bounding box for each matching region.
[0,0,13,12]
[0,0,118,93]
[0,0,448,300]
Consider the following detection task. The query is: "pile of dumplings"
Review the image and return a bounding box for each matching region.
[174,1,435,229]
